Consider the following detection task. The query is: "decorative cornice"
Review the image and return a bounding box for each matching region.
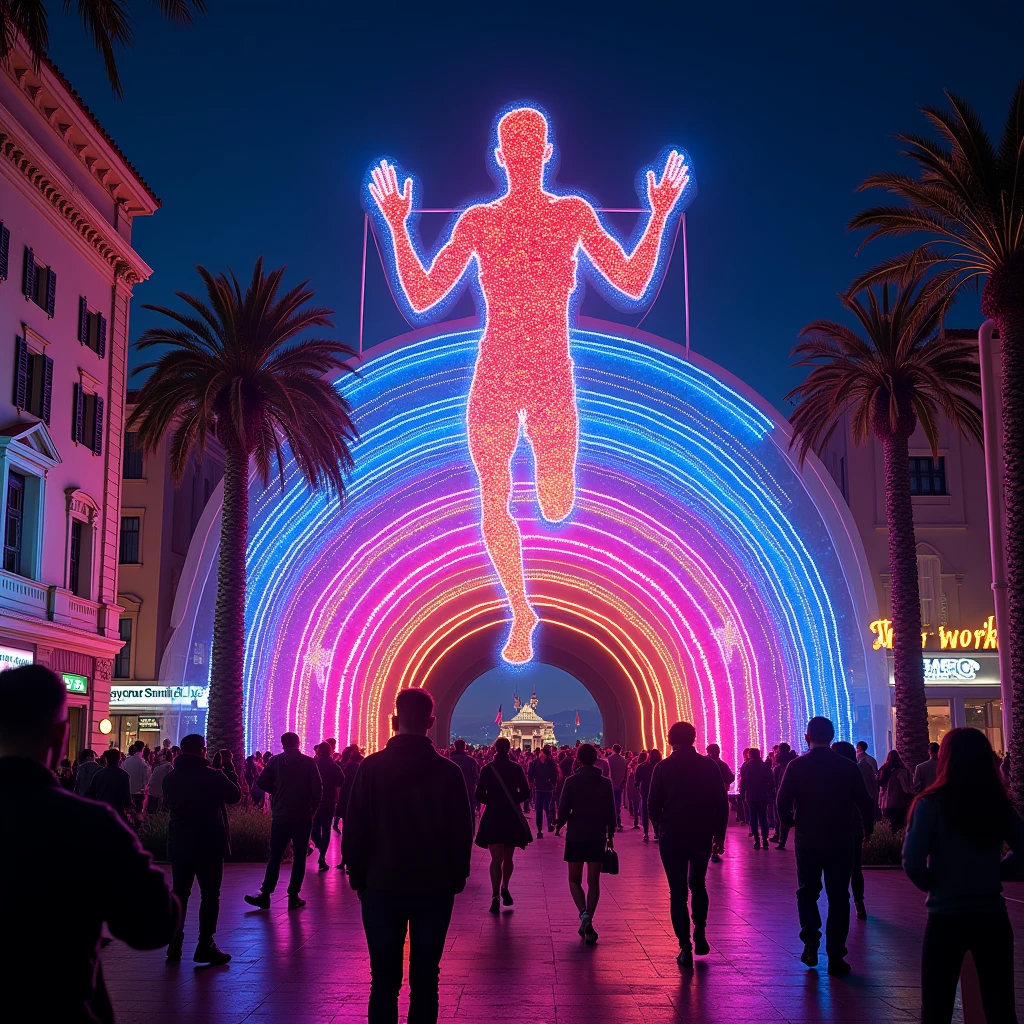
[0,112,152,286]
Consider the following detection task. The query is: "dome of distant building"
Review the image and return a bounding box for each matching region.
[499,690,557,751]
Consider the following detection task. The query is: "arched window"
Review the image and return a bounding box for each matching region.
[917,553,943,629]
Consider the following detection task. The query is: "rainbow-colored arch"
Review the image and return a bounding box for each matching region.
[162,318,888,757]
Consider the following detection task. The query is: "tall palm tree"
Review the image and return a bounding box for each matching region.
[848,81,1024,798]
[1,1,205,97]
[787,277,982,770]
[127,259,358,763]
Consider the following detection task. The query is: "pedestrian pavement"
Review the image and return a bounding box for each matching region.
[103,821,1024,1023]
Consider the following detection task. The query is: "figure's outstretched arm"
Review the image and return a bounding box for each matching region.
[369,160,475,314]
[579,150,689,302]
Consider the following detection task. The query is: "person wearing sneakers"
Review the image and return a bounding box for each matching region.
[245,733,322,910]
[312,742,345,871]
[162,733,241,965]
[527,745,558,838]
[776,717,874,977]
[648,722,728,967]
[555,743,616,944]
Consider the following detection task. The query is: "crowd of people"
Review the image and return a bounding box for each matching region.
[2,665,1022,1024]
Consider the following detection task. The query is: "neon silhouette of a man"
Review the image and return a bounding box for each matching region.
[369,107,689,663]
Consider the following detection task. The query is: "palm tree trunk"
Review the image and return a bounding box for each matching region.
[207,443,249,767]
[880,431,929,768]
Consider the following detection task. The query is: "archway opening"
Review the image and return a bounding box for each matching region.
[448,663,602,749]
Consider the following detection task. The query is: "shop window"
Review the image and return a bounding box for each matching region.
[114,618,132,678]
[964,698,1004,757]
[123,432,143,479]
[22,247,56,317]
[119,516,140,564]
[909,456,947,496]
[925,698,952,745]
[72,383,103,455]
[77,297,107,357]
[13,336,52,424]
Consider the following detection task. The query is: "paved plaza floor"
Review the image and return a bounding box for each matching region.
[104,822,1024,1023]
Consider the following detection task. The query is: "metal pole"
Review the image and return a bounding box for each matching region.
[978,319,1013,754]
[682,213,691,360]
[358,213,368,356]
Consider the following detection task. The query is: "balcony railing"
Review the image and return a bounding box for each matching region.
[0,569,49,616]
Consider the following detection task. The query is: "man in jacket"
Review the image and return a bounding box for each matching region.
[124,740,151,814]
[913,741,941,792]
[312,742,345,870]
[606,743,628,830]
[0,665,178,1022]
[770,742,798,849]
[86,748,133,819]
[162,733,241,964]
[74,747,100,796]
[449,738,480,816]
[777,717,875,977]
[648,722,729,966]
[343,688,473,1024]
[527,745,559,838]
[634,749,660,841]
[245,733,322,910]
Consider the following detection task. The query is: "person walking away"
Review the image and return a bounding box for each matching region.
[123,740,151,815]
[555,743,615,943]
[831,741,869,920]
[0,665,179,1022]
[649,722,729,966]
[312,742,344,871]
[903,727,1023,1024]
[162,733,241,965]
[211,748,239,789]
[739,748,774,849]
[595,749,611,781]
[877,750,914,831]
[607,744,628,831]
[149,749,175,814]
[913,742,941,793]
[635,748,661,841]
[244,753,265,809]
[74,748,100,797]
[527,745,558,838]
[776,716,874,977]
[245,733,322,910]
[475,737,532,912]
[855,741,878,775]
[628,751,646,829]
[855,744,880,821]
[771,743,798,850]
[343,688,473,1024]
[449,738,480,816]
[705,744,734,860]
[86,748,133,820]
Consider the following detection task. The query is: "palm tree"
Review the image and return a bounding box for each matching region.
[127,259,358,763]
[848,81,1024,798]
[787,277,982,770]
[1,1,205,97]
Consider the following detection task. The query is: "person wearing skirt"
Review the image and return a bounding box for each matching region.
[555,743,616,943]
[475,738,532,914]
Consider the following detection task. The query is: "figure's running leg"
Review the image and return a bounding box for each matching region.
[467,385,538,663]
[523,371,579,523]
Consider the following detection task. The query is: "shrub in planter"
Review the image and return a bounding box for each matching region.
[139,806,288,864]
[862,818,903,866]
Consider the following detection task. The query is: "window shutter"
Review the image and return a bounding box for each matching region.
[0,223,9,280]
[78,297,89,345]
[12,336,28,409]
[92,395,104,455]
[73,383,83,444]
[41,356,53,426]
[97,314,107,358]
[46,268,56,317]
[22,247,35,299]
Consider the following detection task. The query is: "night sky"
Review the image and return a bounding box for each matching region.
[43,0,1024,413]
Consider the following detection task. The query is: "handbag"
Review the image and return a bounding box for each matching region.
[601,846,619,875]
[490,763,534,846]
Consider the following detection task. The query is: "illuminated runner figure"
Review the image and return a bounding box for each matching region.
[369,107,690,663]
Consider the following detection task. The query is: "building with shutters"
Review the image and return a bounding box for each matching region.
[0,41,159,754]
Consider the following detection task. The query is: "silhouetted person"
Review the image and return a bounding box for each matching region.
[607,743,628,830]
[449,738,479,815]
[855,740,878,774]
[343,689,473,1024]
[635,748,661,841]
[648,722,729,966]
[162,733,240,965]
[913,741,941,793]
[903,727,1024,1024]
[312,742,344,871]
[832,741,868,920]
[739,747,774,849]
[771,742,797,850]
[124,739,151,814]
[74,748,100,796]
[245,732,322,910]
[555,743,615,943]
[86,748,132,820]
[776,716,874,977]
[877,749,914,831]
[527,745,558,838]
[0,665,178,1022]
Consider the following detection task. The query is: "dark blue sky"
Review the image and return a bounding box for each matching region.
[46,0,1023,412]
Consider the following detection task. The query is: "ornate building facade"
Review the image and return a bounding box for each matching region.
[499,690,558,751]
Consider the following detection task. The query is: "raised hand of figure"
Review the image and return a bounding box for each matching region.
[369,159,413,231]
[646,149,689,218]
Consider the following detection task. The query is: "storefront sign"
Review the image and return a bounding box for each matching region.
[0,645,33,672]
[138,716,161,731]
[62,672,88,694]
[109,684,209,708]
[869,616,998,652]
[923,657,981,682]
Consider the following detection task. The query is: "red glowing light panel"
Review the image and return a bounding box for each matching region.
[368,106,691,663]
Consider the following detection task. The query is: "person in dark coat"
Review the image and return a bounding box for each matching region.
[312,742,345,870]
[85,748,132,819]
[634,748,661,841]
[342,688,473,1024]
[770,742,798,850]
[475,737,532,913]
[555,743,615,943]
[831,741,868,920]
[649,722,729,965]
[527,745,558,838]
[0,665,179,1023]
[776,717,874,977]
[245,732,322,910]
[162,733,241,964]
[739,747,775,849]
[74,748,100,796]
[449,738,479,815]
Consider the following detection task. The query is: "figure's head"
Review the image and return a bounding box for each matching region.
[180,734,205,757]
[281,732,301,750]
[495,107,552,188]
[393,688,435,736]
[0,666,68,768]
[856,741,868,754]
[831,740,857,763]
[494,736,511,756]
[453,738,466,752]
[929,742,940,759]
[576,743,598,766]
[706,743,720,757]
[612,744,621,754]
[667,722,696,749]
[80,748,96,762]
[102,748,121,767]
[805,717,835,748]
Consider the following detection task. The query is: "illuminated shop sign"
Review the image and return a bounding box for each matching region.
[869,616,998,652]
[923,657,981,682]
[109,684,208,708]
[0,645,33,672]
[62,673,88,694]
[138,716,161,731]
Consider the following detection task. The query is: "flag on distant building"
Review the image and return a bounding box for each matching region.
[514,692,521,709]
[494,704,502,724]
[575,709,580,729]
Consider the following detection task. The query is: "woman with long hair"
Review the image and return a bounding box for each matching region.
[555,743,616,943]
[903,727,1023,1023]
[475,737,532,914]
[877,749,914,831]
